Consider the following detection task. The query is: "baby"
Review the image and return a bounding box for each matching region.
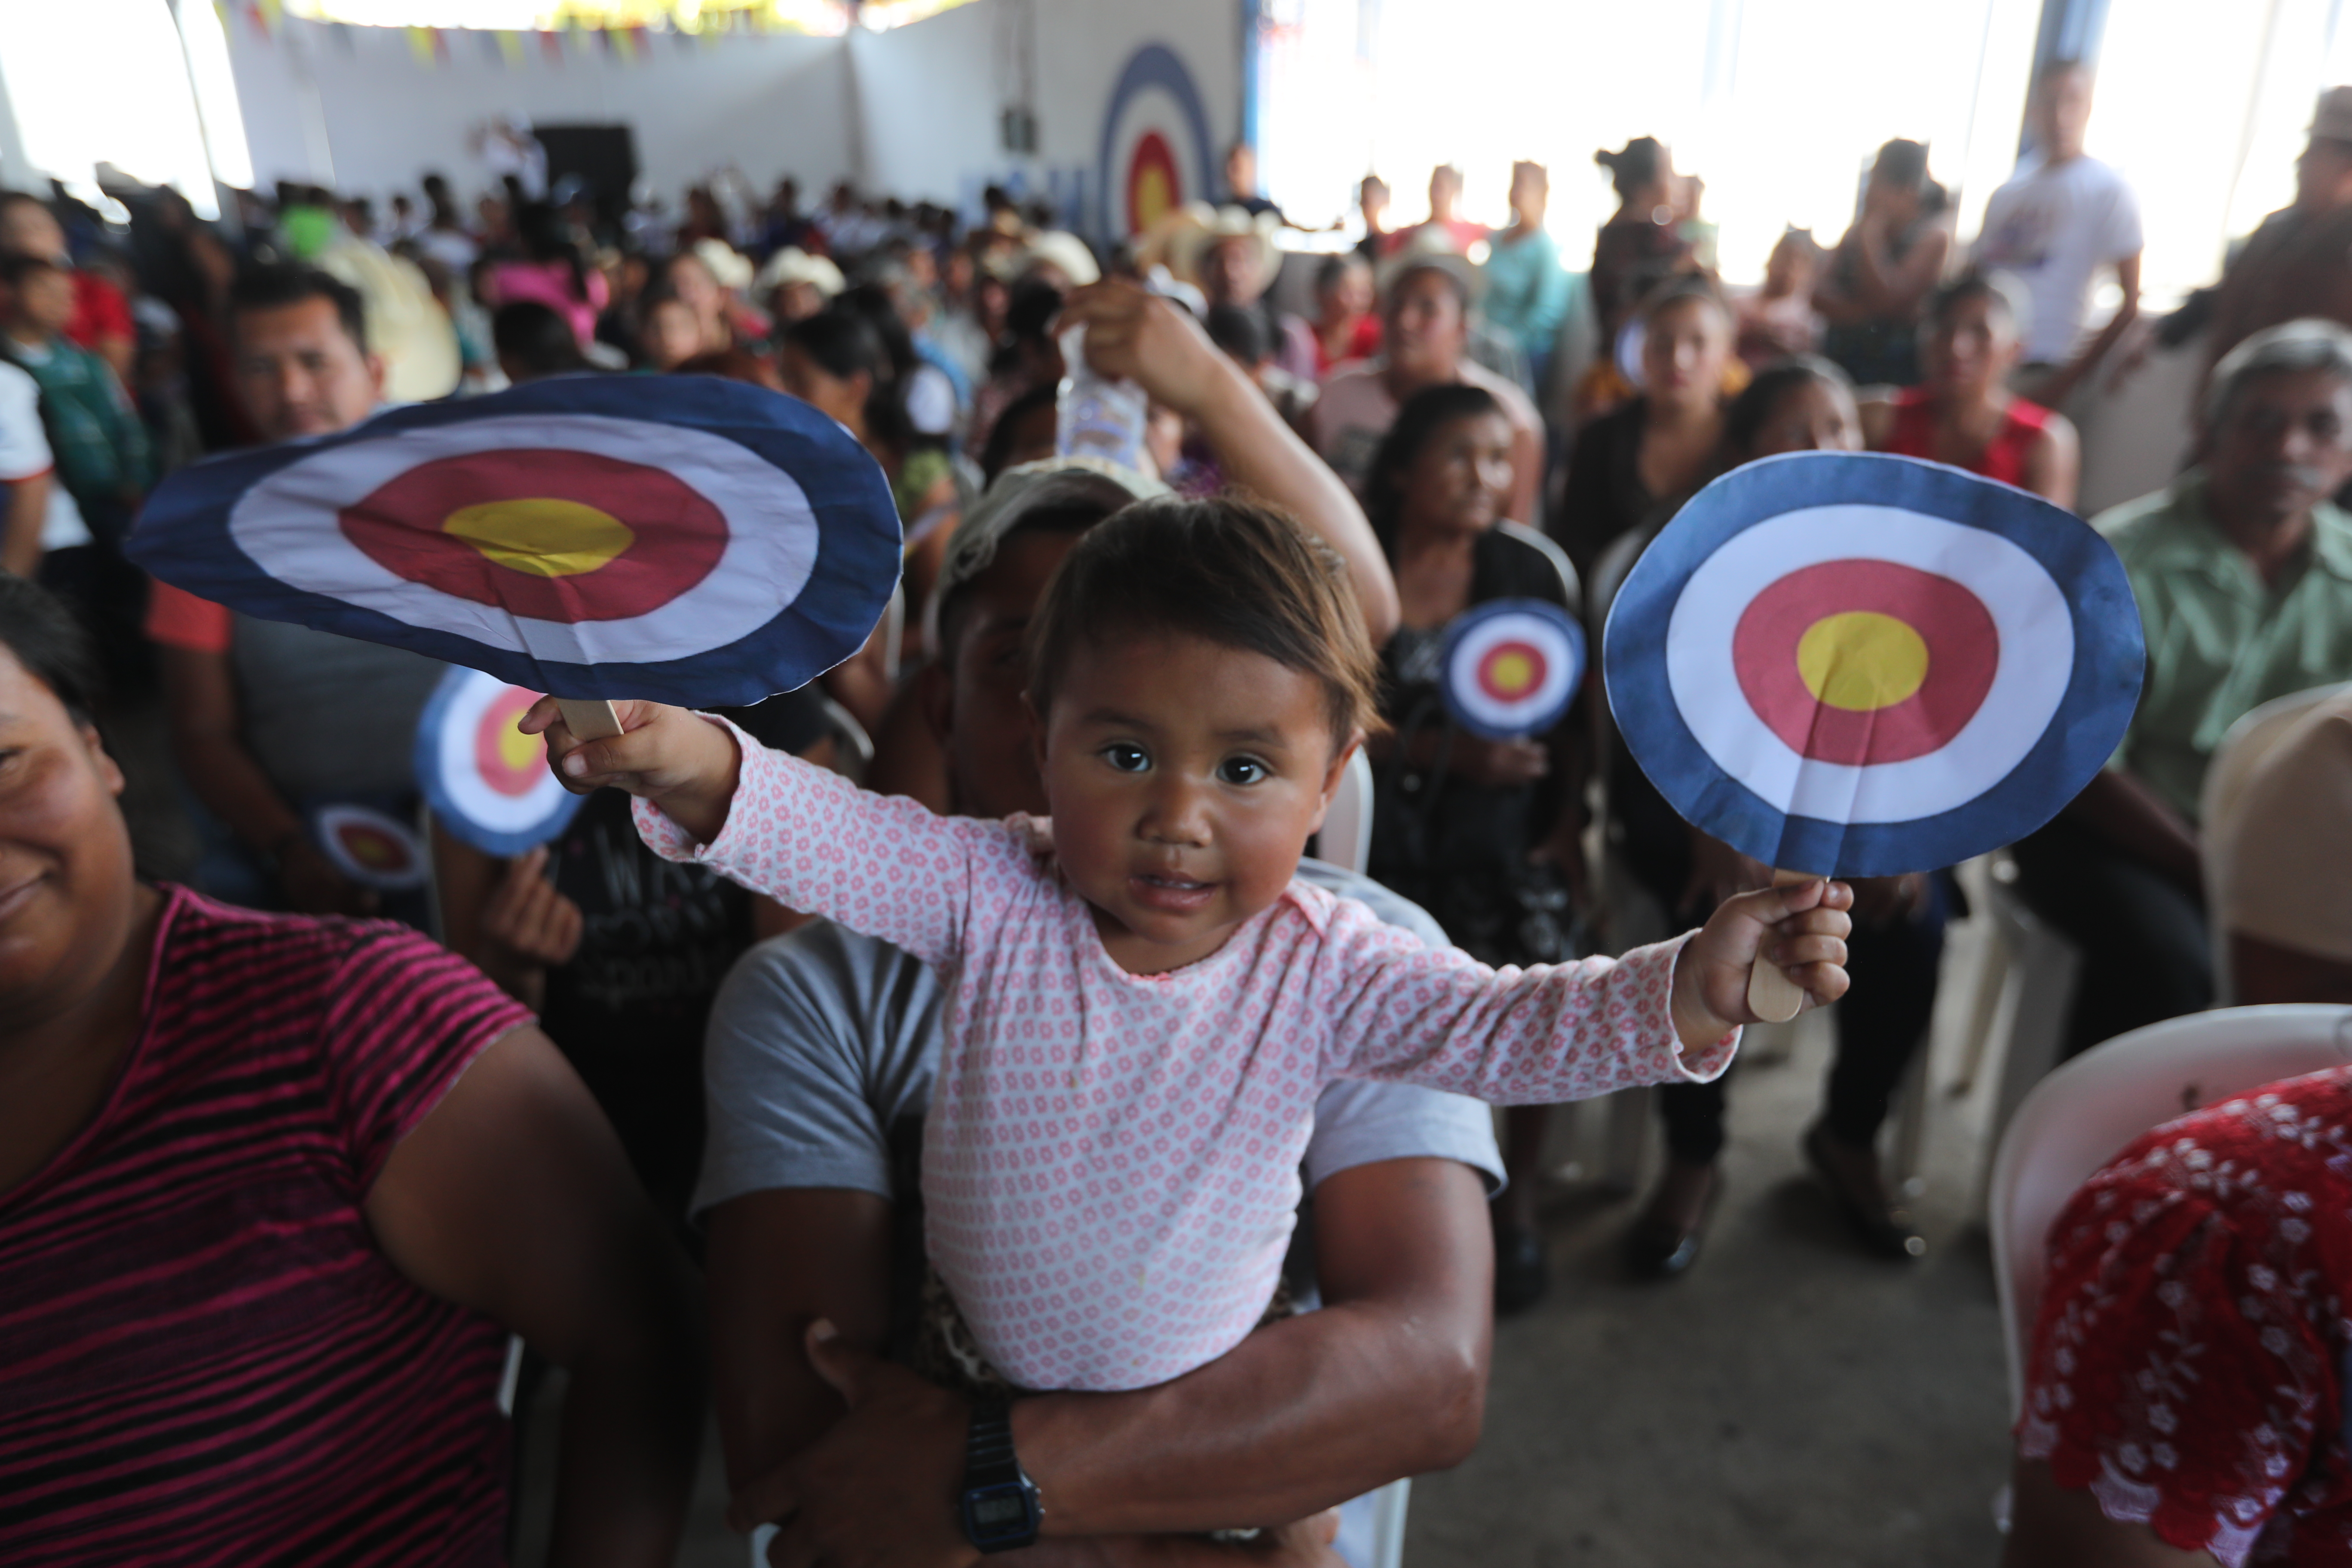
[529,496,1851,1393]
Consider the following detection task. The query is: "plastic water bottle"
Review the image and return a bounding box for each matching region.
[1054,326,1153,475]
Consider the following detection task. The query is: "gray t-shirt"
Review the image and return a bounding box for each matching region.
[696,858,1504,1219]
[231,615,447,802]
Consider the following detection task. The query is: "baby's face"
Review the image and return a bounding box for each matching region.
[1037,631,1350,975]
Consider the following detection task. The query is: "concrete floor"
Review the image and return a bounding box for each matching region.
[514,918,2020,1568]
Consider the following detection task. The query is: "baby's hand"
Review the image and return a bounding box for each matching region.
[1669,879,1854,1050]
[519,697,742,845]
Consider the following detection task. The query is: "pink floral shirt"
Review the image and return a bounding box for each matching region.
[638,720,1733,1390]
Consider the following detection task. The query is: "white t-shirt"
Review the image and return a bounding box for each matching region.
[1975,153,2144,364]
[0,358,89,551]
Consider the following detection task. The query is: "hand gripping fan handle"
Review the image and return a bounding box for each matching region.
[557,698,624,741]
[1745,869,1812,1024]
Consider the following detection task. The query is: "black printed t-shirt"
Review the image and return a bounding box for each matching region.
[538,689,828,1219]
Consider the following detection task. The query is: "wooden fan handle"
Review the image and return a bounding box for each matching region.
[556,698,624,741]
[1744,869,1813,1023]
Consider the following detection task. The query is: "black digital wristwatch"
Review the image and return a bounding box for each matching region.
[958,1400,1042,1553]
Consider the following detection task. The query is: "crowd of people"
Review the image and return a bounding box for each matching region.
[7,47,2352,1568]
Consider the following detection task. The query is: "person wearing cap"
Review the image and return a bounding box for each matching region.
[701,282,1490,1568]
[2206,87,2352,379]
[1971,58,2143,410]
[2211,686,2352,1004]
[2012,319,2352,1059]
[1174,203,1319,383]
[1311,250,1543,527]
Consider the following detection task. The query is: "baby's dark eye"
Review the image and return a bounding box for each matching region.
[1217,756,1270,786]
[1102,742,1150,774]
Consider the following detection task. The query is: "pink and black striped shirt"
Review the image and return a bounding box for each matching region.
[0,886,531,1565]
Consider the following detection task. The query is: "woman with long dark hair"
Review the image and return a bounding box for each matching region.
[1361,381,1584,1313]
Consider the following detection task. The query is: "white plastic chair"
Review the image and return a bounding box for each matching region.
[1319,747,1376,875]
[2198,683,2351,1004]
[812,694,876,785]
[1987,1004,2352,1420]
[1972,853,2085,1207]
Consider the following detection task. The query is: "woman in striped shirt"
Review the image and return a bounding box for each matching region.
[0,575,704,1565]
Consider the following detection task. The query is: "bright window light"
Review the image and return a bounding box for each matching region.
[0,0,227,216]
[1261,0,2346,308]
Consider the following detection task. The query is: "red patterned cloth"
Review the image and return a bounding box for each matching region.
[2018,1065,2352,1565]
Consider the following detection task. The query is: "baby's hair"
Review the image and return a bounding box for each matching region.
[1026,496,1381,750]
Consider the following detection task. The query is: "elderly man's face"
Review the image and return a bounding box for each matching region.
[2206,367,2352,529]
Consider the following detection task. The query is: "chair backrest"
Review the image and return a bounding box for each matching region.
[2199,683,2352,1003]
[1584,524,1649,646]
[1320,745,1376,874]
[814,694,876,784]
[1988,1004,2352,1418]
[1496,520,1583,621]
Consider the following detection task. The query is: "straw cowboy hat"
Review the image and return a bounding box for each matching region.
[753,245,846,300]
[1168,203,1283,288]
[1374,225,1485,307]
[691,237,756,292]
[1015,229,1102,288]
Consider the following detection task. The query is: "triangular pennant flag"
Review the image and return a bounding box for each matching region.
[406,24,437,66]
[497,29,526,66]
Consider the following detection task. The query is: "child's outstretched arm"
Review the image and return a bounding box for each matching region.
[1319,881,1854,1104]
[1670,879,1855,1047]
[522,698,742,843]
[521,697,993,969]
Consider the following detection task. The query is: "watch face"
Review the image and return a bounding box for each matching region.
[962,1482,1041,1550]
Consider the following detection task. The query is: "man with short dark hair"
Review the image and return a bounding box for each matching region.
[2014,318,2352,1056]
[146,263,447,921]
[1973,58,2143,408]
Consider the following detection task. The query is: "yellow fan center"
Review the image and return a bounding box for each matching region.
[443,497,634,577]
[496,722,542,774]
[1797,611,1930,712]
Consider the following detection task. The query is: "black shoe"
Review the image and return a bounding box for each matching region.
[1803,1125,1926,1261]
[1493,1219,1549,1315]
[1624,1162,1717,1280]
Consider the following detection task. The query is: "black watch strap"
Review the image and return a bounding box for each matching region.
[966,1400,1021,1488]
[961,1399,1041,1553]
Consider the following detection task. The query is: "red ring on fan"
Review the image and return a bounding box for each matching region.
[472,685,546,799]
[1731,559,1998,766]
[338,448,728,622]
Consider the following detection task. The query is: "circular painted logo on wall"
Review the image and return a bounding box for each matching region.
[1099,44,1214,239]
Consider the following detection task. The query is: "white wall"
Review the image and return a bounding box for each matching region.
[220,0,1240,241]
[226,19,854,207]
